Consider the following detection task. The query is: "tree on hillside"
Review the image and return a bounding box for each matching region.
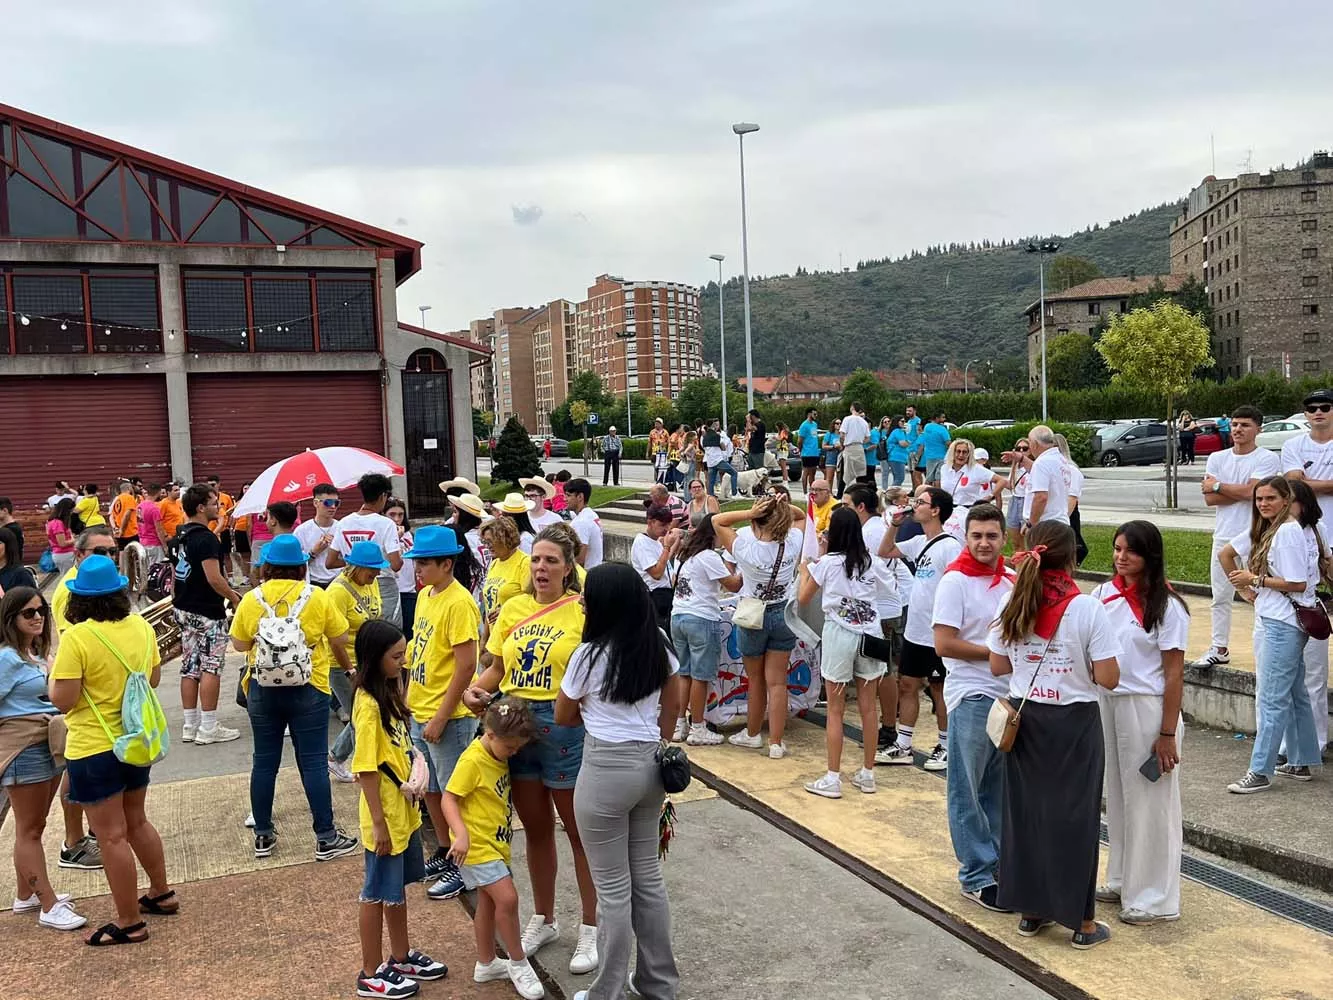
[490,416,543,488]
[1046,332,1110,390]
[675,378,747,427]
[1047,255,1102,292]
[987,357,1028,393]
[1097,300,1213,508]
[839,368,887,413]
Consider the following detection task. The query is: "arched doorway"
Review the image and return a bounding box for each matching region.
[402,349,453,519]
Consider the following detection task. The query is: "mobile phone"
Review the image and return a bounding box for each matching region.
[1139,753,1162,783]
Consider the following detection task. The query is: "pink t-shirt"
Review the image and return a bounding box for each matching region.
[137,500,162,548]
[46,519,74,554]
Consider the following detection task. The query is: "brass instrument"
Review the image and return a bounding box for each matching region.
[141,598,182,664]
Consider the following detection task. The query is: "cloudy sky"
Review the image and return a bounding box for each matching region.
[6,2,1329,329]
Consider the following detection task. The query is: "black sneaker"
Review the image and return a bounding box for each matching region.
[58,835,104,870]
[1275,763,1313,781]
[876,725,897,751]
[254,833,278,859]
[1071,921,1112,950]
[1227,771,1271,794]
[422,849,452,882]
[314,830,359,861]
[1017,917,1055,937]
[426,860,465,900]
[962,884,1011,913]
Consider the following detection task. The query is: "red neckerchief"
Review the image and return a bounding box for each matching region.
[1101,574,1144,628]
[944,550,1012,589]
[1034,570,1080,639]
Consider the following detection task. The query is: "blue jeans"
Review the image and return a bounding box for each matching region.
[1250,617,1321,774]
[248,683,337,841]
[707,463,738,497]
[671,613,723,681]
[946,695,1004,892]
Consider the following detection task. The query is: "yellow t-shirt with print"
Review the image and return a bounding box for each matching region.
[482,549,530,619]
[51,615,161,760]
[406,580,481,724]
[813,498,836,535]
[73,495,104,527]
[350,689,421,855]
[444,737,512,865]
[51,566,77,633]
[326,574,382,666]
[484,593,584,701]
[229,580,348,695]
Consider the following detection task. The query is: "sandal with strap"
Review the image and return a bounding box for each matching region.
[138,890,179,916]
[87,921,149,946]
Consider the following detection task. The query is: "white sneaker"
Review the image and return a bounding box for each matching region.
[569,922,599,974]
[686,723,723,746]
[804,772,842,798]
[13,891,71,914]
[851,767,877,794]
[1189,647,1230,668]
[728,730,764,749]
[923,744,949,771]
[875,744,914,765]
[38,899,87,931]
[194,723,241,745]
[244,812,256,828]
[508,958,545,999]
[671,718,689,742]
[521,914,560,957]
[181,723,197,744]
[328,757,355,783]
[474,958,509,983]
[768,742,788,759]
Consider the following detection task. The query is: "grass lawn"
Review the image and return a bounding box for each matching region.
[477,477,637,509]
[1076,523,1213,586]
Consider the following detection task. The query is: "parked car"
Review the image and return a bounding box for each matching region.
[1192,420,1225,458]
[1092,421,1170,466]
[1256,417,1309,452]
[959,419,1015,429]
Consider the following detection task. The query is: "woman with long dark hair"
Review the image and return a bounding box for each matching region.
[556,562,681,1000]
[47,498,77,574]
[988,521,1120,949]
[1091,521,1189,924]
[0,527,36,593]
[798,506,890,798]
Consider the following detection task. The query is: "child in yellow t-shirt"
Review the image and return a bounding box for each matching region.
[350,619,447,996]
[443,696,542,997]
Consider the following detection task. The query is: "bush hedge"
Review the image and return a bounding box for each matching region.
[951,421,1094,468]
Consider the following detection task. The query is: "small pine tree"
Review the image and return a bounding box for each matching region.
[491,416,543,488]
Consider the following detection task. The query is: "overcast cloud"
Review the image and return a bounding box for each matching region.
[5,1,1330,329]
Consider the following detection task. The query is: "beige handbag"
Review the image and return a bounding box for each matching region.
[734,539,785,630]
[986,638,1054,752]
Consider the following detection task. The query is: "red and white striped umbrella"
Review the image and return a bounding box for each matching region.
[232,447,405,517]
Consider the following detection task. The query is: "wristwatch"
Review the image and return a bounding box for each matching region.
[1212,482,1222,494]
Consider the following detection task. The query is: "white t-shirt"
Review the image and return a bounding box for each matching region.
[531,508,563,532]
[518,531,536,555]
[293,518,340,584]
[673,549,732,620]
[1062,461,1085,501]
[571,507,604,569]
[1024,448,1070,524]
[1280,433,1333,525]
[932,568,1015,713]
[731,526,804,604]
[332,510,401,582]
[1205,447,1281,540]
[1236,521,1319,626]
[631,533,672,591]
[394,530,418,593]
[1010,464,1029,500]
[1090,581,1190,696]
[560,642,678,743]
[940,463,991,507]
[840,413,870,446]
[859,516,902,619]
[987,593,1119,705]
[807,553,892,635]
[897,532,962,646]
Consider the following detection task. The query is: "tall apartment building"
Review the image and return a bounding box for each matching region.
[1170,155,1333,379]
[576,274,705,402]
[467,317,496,416]
[532,299,578,434]
[492,306,544,431]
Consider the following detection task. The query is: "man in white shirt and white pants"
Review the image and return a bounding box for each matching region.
[1023,425,1069,534]
[1193,406,1281,669]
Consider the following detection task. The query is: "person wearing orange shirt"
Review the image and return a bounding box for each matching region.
[109,480,139,549]
[206,475,237,582]
[159,482,185,557]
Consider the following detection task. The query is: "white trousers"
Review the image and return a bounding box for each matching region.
[1209,536,1236,650]
[1253,623,1330,751]
[1099,692,1182,918]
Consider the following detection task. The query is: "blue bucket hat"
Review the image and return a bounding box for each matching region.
[346,540,390,570]
[404,524,464,559]
[66,554,129,596]
[260,534,309,567]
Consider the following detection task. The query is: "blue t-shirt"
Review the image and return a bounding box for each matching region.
[797,419,821,458]
[822,432,841,458]
[919,422,952,461]
[888,429,912,463]
[865,429,881,467]
[0,647,57,719]
[905,416,922,442]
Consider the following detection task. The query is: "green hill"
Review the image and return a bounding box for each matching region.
[699,201,1179,376]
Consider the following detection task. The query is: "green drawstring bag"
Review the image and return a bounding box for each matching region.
[81,622,170,767]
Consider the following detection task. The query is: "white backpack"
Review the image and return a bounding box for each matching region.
[252,582,315,688]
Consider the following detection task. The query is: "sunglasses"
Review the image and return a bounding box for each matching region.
[319,498,341,508]
[1014,446,1030,452]
[83,545,116,557]
[19,607,45,621]
[1306,404,1332,414]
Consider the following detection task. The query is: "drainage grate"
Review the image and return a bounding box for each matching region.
[806,709,1333,936]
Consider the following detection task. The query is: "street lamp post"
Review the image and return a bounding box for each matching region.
[732,122,760,413]
[417,304,431,329]
[1026,241,1061,420]
[614,330,635,438]
[709,253,728,433]
[963,358,979,394]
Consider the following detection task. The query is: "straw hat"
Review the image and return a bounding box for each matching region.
[519,476,556,500]
[438,477,481,496]
[448,493,490,521]
[497,492,536,515]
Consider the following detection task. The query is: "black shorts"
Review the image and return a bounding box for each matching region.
[801,456,820,469]
[218,529,233,556]
[116,536,139,551]
[899,638,946,681]
[234,530,251,556]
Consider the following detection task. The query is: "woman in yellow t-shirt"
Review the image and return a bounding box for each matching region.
[229,535,357,863]
[349,618,447,993]
[465,525,599,972]
[73,485,105,528]
[49,555,174,945]
[327,541,386,725]
[480,516,530,626]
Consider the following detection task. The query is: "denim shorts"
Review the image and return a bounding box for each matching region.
[1006,495,1025,530]
[411,716,479,794]
[736,602,796,658]
[460,858,511,891]
[510,699,584,789]
[671,613,724,682]
[1,743,62,787]
[66,750,151,805]
[821,620,886,684]
[360,829,425,905]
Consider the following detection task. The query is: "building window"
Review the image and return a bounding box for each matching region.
[1304,303,1320,315]
[1234,281,1240,296]
[184,268,376,353]
[1303,247,1319,259]
[1226,312,1232,327]
[1301,189,1318,202]
[5,265,162,355]
[1302,218,1319,232]
[1304,331,1320,344]
[1304,170,1318,182]
[1088,302,1100,316]
[1303,275,1320,287]
[1305,359,1321,372]
[1118,299,1128,312]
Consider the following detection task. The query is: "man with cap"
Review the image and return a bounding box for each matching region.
[520,477,562,531]
[1279,388,1333,754]
[602,425,623,486]
[401,525,480,900]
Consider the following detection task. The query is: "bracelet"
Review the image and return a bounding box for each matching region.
[1159,731,1175,737]
[1256,575,1265,590]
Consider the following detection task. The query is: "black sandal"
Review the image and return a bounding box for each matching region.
[138,891,179,916]
[87,921,149,946]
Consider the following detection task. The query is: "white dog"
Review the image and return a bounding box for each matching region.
[735,467,770,497]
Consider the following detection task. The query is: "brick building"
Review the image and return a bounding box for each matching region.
[531,299,578,434]
[492,306,544,432]
[1169,157,1333,379]
[467,317,496,416]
